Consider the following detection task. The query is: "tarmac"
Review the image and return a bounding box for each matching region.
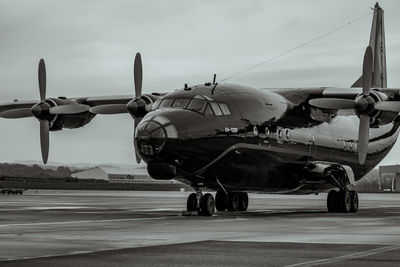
[0,190,400,266]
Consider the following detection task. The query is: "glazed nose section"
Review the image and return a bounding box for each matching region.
[135,115,178,156]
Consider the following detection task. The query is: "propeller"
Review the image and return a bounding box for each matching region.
[89,53,148,163]
[2,59,53,164]
[89,104,127,114]
[308,98,354,110]
[0,108,33,118]
[49,104,90,115]
[309,46,377,164]
[1,59,92,164]
[34,59,51,164]
[131,52,144,164]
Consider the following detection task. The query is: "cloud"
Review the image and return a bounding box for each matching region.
[0,0,400,164]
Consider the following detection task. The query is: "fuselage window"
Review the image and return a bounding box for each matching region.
[187,98,206,113]
[159,99,173,108]
[210,102,223,116]
[219,103,231,115]
[152,99,161,110]
[172,98,190,109]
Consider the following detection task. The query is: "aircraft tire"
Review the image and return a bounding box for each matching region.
[338,191,351,213]
[215,191,228,211]
[186,193,198,212]
[228,192,240,211]
[199,193,215,216]
[327,190,338,212]
[238,192,249,211]
[349,190,359,212]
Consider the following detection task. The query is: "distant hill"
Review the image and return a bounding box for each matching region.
[1,161,147,179]
[13,160,144,172]
[0,163,75,179]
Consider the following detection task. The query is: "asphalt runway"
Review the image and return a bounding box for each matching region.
[0,190,400,266]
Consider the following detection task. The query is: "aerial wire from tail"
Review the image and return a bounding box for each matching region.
[220,11,372,83]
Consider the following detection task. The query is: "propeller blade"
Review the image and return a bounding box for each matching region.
[40,120,49,164]
[134,117,141,164]
[0,108,33,119]
[49,104,90,115]
[374,101,400,112]
[362,46,373,96]
[358,115,370,165]
[309,98,355,110]
[38,59,46,102]
[89,104,128,115]
[134,52,142,100]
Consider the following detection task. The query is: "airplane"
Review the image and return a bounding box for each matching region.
[0,3,397,216]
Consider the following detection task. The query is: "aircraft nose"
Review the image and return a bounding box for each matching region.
[135,115,178,156]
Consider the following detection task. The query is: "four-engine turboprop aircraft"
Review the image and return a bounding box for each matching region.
[0,3,398,216]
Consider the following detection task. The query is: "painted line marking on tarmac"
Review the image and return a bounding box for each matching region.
[285,245,400,267]
[0,216,169,227]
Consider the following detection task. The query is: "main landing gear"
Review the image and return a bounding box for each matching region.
[325,168,359,213]
[215,191,248,212]
[327,189,359,213]
[185,190,249,216]
[327,190,358,212]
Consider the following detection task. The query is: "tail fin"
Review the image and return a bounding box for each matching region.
[352,2,387,88]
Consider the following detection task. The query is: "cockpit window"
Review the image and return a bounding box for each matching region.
[187,98,206,113]
[171,98,190,109]
[159,99,173,108]
[154,96,231,116]
[204,104,214,115]
[219,103,231,115]
[210,102,223,116]
[152,99,161,110]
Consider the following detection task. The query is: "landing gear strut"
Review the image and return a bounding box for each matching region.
[326,169,359,213]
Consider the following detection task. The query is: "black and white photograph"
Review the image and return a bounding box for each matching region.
[1,0,400,266]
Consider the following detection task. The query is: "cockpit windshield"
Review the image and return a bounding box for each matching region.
[152,95,231,116]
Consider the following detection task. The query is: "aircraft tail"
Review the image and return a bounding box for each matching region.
[352,2,387,88]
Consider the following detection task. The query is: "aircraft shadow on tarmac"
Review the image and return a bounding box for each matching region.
[177,206,400,219]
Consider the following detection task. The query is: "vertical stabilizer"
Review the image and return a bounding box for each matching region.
[352,2,387,88]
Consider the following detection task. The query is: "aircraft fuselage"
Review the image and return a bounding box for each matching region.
[135,83,400,194]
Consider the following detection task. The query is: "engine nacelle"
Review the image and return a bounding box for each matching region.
[49,98,95,131]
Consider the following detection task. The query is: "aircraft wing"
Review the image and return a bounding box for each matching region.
[0,93,167,118]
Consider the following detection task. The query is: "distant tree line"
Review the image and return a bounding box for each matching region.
[0,163,74,179]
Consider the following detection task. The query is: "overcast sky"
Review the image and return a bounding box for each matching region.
[1,0,400,166]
